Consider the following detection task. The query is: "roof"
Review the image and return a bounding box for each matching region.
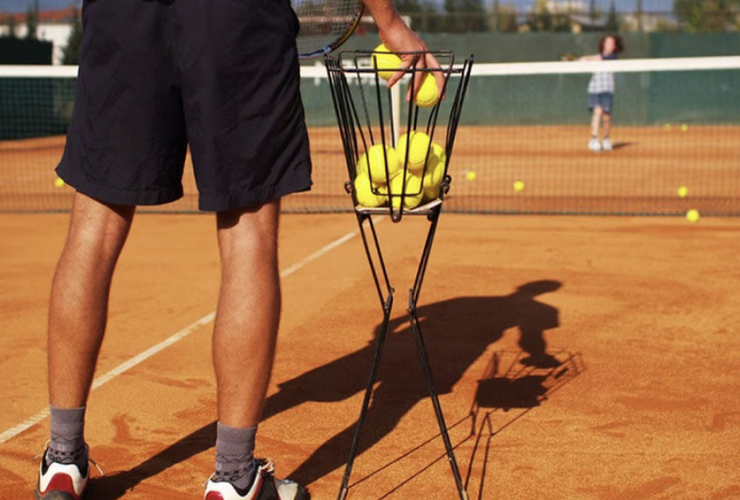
[0,7,78,24]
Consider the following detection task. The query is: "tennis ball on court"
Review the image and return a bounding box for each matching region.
[388,172,423,210]
[677,186,689,198]
[53,177,65,188]
[372,43,403,81]
[414,73,440,108]
[354,172,386,208]
[397,131,431,174]
[681,124,689,132]
[514,180,525,192]
[465,170,477,181]
[358,144,401,184]
[686,209,700,222]
[663,123,672,131]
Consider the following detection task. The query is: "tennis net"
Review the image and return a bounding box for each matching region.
[2,56,739,215]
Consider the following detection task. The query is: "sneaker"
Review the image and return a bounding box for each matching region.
[205,459,309,500]
[35,452,88,500]
[602,138,612,151]
[588,138,601,152]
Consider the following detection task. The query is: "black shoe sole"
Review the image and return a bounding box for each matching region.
[35,488,79,500]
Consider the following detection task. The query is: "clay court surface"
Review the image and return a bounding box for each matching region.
[1,209,740,499]
[3,124,739,214]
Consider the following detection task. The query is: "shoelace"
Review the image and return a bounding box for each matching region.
[33,441,105,477]
[203,458,275,488]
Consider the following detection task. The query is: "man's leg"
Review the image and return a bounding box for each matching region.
[48,192,135,409]
[38,192,134,500]
[209,200,281,493]
[212,199,281,429]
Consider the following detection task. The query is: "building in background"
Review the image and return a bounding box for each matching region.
[0,8,73,64]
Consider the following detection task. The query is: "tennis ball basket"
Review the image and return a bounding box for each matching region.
[325,50,474,500]
[325,50,473,223]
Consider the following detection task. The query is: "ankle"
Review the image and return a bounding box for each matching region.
[48,405,87,468]
[213,423,257,491]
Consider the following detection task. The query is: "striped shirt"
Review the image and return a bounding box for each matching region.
[587,54,617,94]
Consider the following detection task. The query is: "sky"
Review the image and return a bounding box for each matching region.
[0,0,80,14]
[0,0,676,15]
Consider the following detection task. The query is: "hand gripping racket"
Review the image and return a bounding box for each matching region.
[292,0,365,59]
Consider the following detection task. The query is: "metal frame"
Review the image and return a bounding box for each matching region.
[326,51,473,500]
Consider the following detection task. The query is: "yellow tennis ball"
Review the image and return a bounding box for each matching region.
[663,123,672,131]
[414,73,440,108]
[429,141,446,162]
[359,144,400,184]
[356,155,368,177]
[397,131,431,175]
[53,177,65,188]
[424,142,446,178]
[513,180,525,192]
[465,170,477,181]
[677,186,688,198]
[354,172,385,208]
[681,124,689,132]
[423,143,446,200]
[686,209,700,222]
[389,173,423,210]
[372,43,403,81]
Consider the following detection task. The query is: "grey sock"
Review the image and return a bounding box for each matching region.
[213,423,257,492]
[47,405,87,469]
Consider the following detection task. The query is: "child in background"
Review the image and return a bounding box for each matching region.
[581,34,624,152]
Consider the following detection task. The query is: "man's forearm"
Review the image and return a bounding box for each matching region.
[362,0,405,32]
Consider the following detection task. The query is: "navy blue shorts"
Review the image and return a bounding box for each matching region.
[58,0,312,211]
[588,93,614,114]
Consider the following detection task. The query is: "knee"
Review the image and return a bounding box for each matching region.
[67,194,134,259]
[217,201,280,263]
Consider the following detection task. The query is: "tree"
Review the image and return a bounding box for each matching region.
[422,0,448,32]
[396,0,424,27]
[490,1,519,32]
[62,8,83,65]
[5,14,18,38]
[605,0,620,31]
[385,0,445,32]
[25,0,40,40]
[674,0,740,31]
[443,0,488,32]
[526,0,571,32]
[526,2,553,31]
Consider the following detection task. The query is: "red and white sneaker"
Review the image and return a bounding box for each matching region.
[204,459,309,500]
[35,455,88,500]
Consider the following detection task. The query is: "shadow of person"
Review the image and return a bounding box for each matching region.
[86,423,216,499]
[86,280,562,498]
[280,280,563,487]
[515,280,562,368]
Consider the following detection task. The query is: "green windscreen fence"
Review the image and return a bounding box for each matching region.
[1,56,739,215]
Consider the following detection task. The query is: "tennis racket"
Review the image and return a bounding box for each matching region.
[292,0,365,59]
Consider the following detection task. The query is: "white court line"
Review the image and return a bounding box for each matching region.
[0,219,382,445]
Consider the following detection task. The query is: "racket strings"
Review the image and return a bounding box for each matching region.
[292,0,364,58]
